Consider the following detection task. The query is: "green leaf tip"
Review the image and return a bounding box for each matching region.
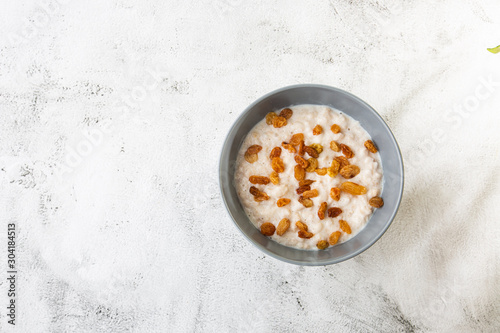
[487,45,500,54]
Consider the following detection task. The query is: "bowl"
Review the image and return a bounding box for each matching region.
[219,84,404,265]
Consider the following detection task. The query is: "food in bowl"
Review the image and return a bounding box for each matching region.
[234,104,384,250]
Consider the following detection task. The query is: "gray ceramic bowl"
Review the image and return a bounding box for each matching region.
[219,84,404,266]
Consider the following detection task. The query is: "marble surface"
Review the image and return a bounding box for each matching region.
[1,0,499,332]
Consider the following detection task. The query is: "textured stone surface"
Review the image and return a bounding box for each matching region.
[1,0,499,332]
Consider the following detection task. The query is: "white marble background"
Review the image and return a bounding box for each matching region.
[1,0,499,332]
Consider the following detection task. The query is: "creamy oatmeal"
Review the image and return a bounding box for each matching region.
[234,105,384,250]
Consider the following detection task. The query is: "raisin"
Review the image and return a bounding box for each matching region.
[369,196,384,208]
[269,171,280,185]
[364,140,378,153]
[330,187,341,201]
[271,157,285,173]
[276,218,291,236]
[294,165,305,181]
[298,140,305,155]
[334,156,350,170]
[249,186,260,196]
[304,146,319,158]
[298,230,314,239]
[313,125,323,135]
[270,147,282,158]
[244,152,258,163]
[328,231,341,245]
[298,196,313,207]
[282,142,296,153]
[331,124,341,134]
[305,158,318,172]
[254,192,270,202]
[279,108,293,119]
[296,185,311,195]
[339,220,351,234]
[249,176,271,185]
[294,155,309,168]
[277,198,291,207]
[315,168,327,176]
[340,182,367,195]
[246,145,262,155]
[295,221,308,232]
[328,207,342,218]
[316,240,329,250]
[260,222,276,236]
[330,140,341,152]
[310,143,323,154]
[339,165,360,179]
[302,189,319,199]
[290,133,304,146]
[265,112,277,125]
[272,116,287,128]
[299,179,315,186]
[327,160,339,178]
[318,202,327,220]
[340,144,354,159]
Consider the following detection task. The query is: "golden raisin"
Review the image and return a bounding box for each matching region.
[254,192,270,202]
[330,187,341,201]
[246,145,262,155]
[296,185,311,195]
[305,158,318,172]
[339,220,352,234]
[334,156,350,170]
[364,140,378,153]
[340,144,354,159]
[281,142,296,153]
[249,186,270,202]
[330,140,341,152]
[270,147,282,158]
[331,124,341,134]
[298,140,305,155]
[339,165,360,179]
[299,179,315,186]
[244,152,258,163]
[318,202,327,220]
[279,108,293,119]
[313,125,323,135]
[298,196,313,207]
[310,143,323,154]
[277,198,291,207]
[276,218,290,236]
[249,176,271,185]
[271,157,285,173]
[316,240,329,250]
[369,196,384,208]
[294,155,309,168]
[304,146,319,158]
[327,160,340,178]
[260,222,276,236]
[270,171,280,185]
[302,189,319,199]
[298,230,314,239]
[328,231,341,245]
[315,168,327,176]
[328,207,342,218]
[295,221,308,232]
[290,133,304,146]
[272,116,287,128]
[340,182,367,195]
[249,186,260,196]
[294,165,305,181]
[265,112,277,125]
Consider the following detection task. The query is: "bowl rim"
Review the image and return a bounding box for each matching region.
[219,84,404,266]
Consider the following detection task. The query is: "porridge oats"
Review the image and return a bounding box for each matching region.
[234,105,384,250]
